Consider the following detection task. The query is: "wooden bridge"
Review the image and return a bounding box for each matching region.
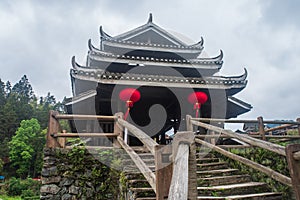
[46,111,300,199]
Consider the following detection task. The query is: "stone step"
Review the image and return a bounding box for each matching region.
[197,157,220,164]
[138,153,154,159]
[197,162,228,170]
[128,179,151,188]
[197,168,239,178]
[123,158,155,165]
[197,192,282,199]
[198,174,251,186]
[130,187,155,198]
[196,152,215,159]
[197,182,268,196]
[136,197,156,200]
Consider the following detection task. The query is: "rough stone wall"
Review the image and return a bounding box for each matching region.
[40,147,125,200]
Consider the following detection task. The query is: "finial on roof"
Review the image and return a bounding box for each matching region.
[99,26,104,36]
[148,13,153,23]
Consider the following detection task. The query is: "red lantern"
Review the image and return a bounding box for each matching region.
[119,88,141,120]
[188,92,208,118]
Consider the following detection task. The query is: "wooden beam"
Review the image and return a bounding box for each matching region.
[117,119,157,155]
[186,115,193,132]
[265,124,293,133]
[46,111,61,148]
[195,138,292,186]
[52,133,119,138]
[192,118,300,125]
[155,145,173,200]
[286,144,300,200]
[113,112,124,148]
[257,116,266,140]
[297,118,300,136]
[117,137,156,193]
[294,151,300,161]
[191,120,286,156]
[168,144,189,200]
[54,114,116,121]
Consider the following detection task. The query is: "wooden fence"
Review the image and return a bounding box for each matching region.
[187,115,300,200]
[46,110,300,200]
[46,110,195,200]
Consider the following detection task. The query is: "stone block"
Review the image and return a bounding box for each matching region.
[40,184,60,195]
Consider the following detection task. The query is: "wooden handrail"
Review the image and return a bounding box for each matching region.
[54,114,116,121]
[168,143,189,200]
[117,118,158,155]
[195,138,292,186]
[192,117,300,125]
[265,124,294,133]
[117,137,156,193]
[191,120,286,156]
[52,133,119,138]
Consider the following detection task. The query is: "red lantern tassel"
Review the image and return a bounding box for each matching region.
[124,100,133,120]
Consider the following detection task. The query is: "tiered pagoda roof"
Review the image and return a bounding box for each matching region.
[69,13,252,118]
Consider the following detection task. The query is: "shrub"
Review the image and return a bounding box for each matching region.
[7,177,41,197]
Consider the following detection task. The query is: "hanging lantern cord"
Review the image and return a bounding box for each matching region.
[124,100,133,120]
[194,102,201,118]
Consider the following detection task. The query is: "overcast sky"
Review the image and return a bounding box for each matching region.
[0,0,299,122]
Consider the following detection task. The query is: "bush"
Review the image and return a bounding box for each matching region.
[7,177,41,197]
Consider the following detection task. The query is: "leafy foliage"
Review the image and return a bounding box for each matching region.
[6,177,41,197]
[9,119,41,178]
[57,147,126,199]
[0,75,66,177]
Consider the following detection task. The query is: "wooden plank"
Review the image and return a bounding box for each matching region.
[297,118,300,136]
[52,133,119,138]
[54,114,116,121]
[168,144,189,200]
[265,124,293,133]
[186,115,193,132]
[250,135,300,139]
[191,120,286,156]
[155,145,173,200]
[117,119,157,155]
[113,113,124,148]
[286,144,300,200]
[192,118,300,125]
[257,116,266,140]
[195,138,292,186]
[46,111,61,148]
[294,151,300,161]
[117,137,156,193]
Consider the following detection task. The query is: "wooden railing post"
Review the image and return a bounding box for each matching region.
[46,110,61,148]
[168,131,197,200]
[155,145,173,200]
[286,144,300,200]
[297,118,300,136]
[257,116,266,140]
[113,112,123,148]
[186,115,193,132]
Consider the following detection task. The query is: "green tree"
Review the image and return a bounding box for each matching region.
[9,118,41,178]
[0,79,6,108]
[0,158,3,174]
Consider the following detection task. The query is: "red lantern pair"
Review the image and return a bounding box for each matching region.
[119,88,141,120]
[188,92,208,118]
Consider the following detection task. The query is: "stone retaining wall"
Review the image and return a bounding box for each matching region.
[40,147,125,200]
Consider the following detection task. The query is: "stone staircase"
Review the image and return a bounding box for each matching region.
[196,150,282,199]
[122,147,283,200]
[123,148,156,200]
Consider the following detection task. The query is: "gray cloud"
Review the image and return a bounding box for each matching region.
[0,0,299,125]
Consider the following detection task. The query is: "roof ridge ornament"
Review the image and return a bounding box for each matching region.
[148,13,153,23]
